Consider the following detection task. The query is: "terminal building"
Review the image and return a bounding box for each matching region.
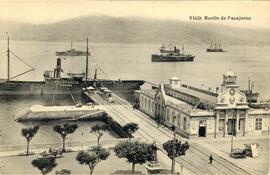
[136,71,270,138]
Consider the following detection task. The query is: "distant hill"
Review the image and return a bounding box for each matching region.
[0,16,269,45]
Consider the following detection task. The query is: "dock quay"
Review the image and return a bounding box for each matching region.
[15,105,105,122]
[83,91,253,175]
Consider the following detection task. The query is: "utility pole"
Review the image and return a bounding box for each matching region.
[7,35,10,81]
[85,37,89,85]
[171,125,176,174]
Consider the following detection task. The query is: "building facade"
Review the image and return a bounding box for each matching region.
[137,71,270,138]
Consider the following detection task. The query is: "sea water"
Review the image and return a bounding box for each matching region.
[0,41,269,149]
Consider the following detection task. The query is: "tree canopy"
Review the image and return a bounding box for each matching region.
[114,141,155,173]
[76,146,110,175]
[90,123,109,147]
[21,126,39,155]
[163,139,189,159]
[53,123,78,152]
[21,126,39,142]
[53,124,78,138]
[32,156,57,175]
[122,123,139,139]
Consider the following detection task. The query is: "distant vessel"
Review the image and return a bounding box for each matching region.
[152,44,195,62]
[206,43,226,52]
[241,77,259,103]
[56,41,90,56]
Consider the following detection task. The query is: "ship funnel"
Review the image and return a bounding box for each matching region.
[54,58,62,78]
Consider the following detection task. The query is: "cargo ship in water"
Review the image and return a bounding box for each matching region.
[0,37,144,99]
[206,43,226,52]
[151,44,195,62]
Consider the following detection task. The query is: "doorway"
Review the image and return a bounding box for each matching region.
[227,119,236,135]
[198,120,207,137]
[199,126,206,137]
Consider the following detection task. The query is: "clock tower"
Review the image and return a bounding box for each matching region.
[221,70,238,92]
[215,70,249,138]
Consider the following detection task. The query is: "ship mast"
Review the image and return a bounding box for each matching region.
[7,36,10,81]
[182,44,184,53]
[71,40,73,50]
[248,77,251,91]
[85,37,89,84]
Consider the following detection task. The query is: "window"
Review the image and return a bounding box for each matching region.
[255,118,262,130]
[166,109,170,121]
[172,111,175,123]
[183,117,187,130]
[144,98,147,109]
[219,119,225,132]
[177,114,181,127]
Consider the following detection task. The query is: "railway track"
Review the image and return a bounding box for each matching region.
[86,92,253,175]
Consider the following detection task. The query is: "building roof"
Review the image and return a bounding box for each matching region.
[170,77,180,80]
[141,89,158,97]
[248,108,270,115]
[173,87,217,106]
[224,70,236,77]
[166,94,206,112]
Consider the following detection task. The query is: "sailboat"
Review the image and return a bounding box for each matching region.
[206,43,226,52]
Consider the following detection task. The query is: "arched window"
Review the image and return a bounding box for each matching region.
[166,108,170,121]
[140,96,144,108]
[145,97,147,109]
[178,114,181,127]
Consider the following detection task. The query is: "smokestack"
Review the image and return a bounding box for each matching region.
[54,58,62,78]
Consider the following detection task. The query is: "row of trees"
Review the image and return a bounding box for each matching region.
[26,122,189,174]
[21,123,112,155]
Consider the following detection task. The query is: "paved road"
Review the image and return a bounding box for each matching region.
[85,91,254,175]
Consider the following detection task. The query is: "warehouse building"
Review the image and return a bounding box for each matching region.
[136,71,270,138]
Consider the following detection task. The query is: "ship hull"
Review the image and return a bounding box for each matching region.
[206,49,226,52]
[151,54,194,62]
[0,79,144,96]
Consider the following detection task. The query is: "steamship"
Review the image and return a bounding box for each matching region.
[0,38,144,97]
[151,45,194,62]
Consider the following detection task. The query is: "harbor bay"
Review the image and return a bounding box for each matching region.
[0,40,269,175]
[0,41,269,100]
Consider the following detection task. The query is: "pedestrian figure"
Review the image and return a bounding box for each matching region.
[209,155,213,164]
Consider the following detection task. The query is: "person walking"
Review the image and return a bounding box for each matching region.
[209,155,213,164]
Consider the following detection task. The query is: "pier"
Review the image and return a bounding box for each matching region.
[83,90,253,175]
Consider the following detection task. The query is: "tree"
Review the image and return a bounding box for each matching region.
[32,156,57,175]
[21,126,39,155]
[90,124,109,148]
[76,146,110,175]
[53,123,78,152]
[114,141,155,174]
[122,123,139,140]
[163,139,189,174]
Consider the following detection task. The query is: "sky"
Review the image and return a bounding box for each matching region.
[0,1,269,29]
